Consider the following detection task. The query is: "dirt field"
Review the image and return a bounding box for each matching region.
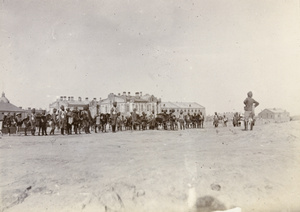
[1,121,300,212]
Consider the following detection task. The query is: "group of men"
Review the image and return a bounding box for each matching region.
[1,91,259,135]
[1,105,93,136]
[109,101,206,132]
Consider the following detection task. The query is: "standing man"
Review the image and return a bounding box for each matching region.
[49,108,57,135]
[59,105,67,135]
[199,112,204,128]
[178,110,185,130]
[223,115,228,127]
[3,113,12,136]
[81,106,90,134]
[72,107,80,134]
[213,112,219,128]
[29,109,37,135]
[110,102,118,133]
[40,110,48,136]
[131,108,138,130]
[66,108,73,135]
[243,91,259,130]
[86,105,92,133]
[149,110,156,130]
[14,113,23,135]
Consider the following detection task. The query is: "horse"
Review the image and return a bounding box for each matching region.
[99,113,110,132]
[155,113,170,130]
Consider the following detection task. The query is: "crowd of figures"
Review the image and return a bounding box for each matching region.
[1,103,206,136]
[0,91,258,136]
[212,112,243,128]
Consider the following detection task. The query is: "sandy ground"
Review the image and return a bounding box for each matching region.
[0,121,300,212]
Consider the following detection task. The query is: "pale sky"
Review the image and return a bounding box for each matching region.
[1,0,299,115]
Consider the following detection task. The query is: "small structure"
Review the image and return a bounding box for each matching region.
[0,92,25,134]
[160,102,206,117]
[0,92,24,120]
[257,108,290,122]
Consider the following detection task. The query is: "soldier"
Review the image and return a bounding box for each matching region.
[199,112,204,128]
[49,108,57,135]
[29,108,37,135]
[110,102,118,133]
[213,112,219,128]
[243,91,259,130]
[40,110,48,136]
[58,105,67,135]
[141,112,147,130]
[95,113,101,133]
[223,115,228,127]
[22,113,30,136]
[81,106,90,134]
[169,109,177,130]
[148,110,156,130]
[3,113,12,136]
[86,105,92,133]
[185,112,191,129]
[178,110,185,130]
[14,113,23,135]
[72,107,80,134]
[116,112,122,131]
[66,108,73,135]
[232,112,239,127]
[131,108,138,130]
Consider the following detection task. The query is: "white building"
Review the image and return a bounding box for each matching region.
[49,96,99,117]
[99,92,161,116]
[160,102,206,117]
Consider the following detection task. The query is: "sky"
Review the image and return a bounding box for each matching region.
[1,0,299,115]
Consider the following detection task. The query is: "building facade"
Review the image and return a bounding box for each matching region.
[257,108,290,122]
[160,102,206,117]
[49,96,99,117]
[99,92,161,116]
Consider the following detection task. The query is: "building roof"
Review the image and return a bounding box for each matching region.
[100,92,158,104]
[68,102,89,107]
[261,108,288,114]
[101,96,126,104]
[49,99,90,107]
[0,101,24,113]
[161,102,179,109]
[161,102,205,109]
[67,100,90,106]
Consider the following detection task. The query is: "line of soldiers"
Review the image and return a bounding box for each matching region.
[1,103,206,136]
[1,105,93,136]
[108,102,205,132]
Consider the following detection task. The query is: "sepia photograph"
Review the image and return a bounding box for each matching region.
[1,0,300,211]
